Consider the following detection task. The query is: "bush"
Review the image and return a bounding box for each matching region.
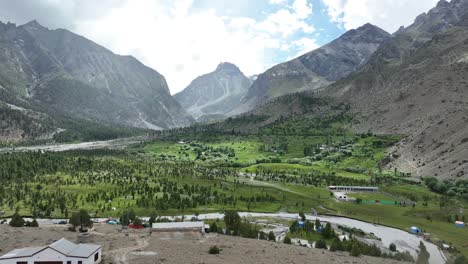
[133,218,143,226]
[209,246,221,255]
[454,255,467,264]
[31,218,39,227]
[9,212,25,227]
[268,231,276,241]
[315,239,327,249]
[209,222,218,233]
[284,237,292,244]
[330,238,344,252]
[389,243,397,252]
[350,244,361,257]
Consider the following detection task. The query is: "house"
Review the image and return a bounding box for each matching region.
[333,192,349,201]
[152,221,205,233]
[0,238,102,264]
[328,186,379,192]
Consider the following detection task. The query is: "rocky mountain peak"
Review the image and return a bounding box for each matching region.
[436,0,450,8]
[215,62,242,73]
[174,63,252,119]
[23,19,46,30]
[338,23,391,43]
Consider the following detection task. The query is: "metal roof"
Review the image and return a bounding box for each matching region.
[68,244,102,257]
[0,238,101,259]
[0,247,46,259]
[153,221,205,229]
[50,238,101,257]
[49,238,78,254]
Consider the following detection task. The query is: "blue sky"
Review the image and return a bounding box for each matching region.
[0,0,439,93]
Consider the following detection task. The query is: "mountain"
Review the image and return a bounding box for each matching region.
[229,23,392,115]
[0,20,193,141]
[323,0,468,179]
[174,62,252,120]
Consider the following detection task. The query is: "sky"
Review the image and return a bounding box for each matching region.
[0,0,439,94]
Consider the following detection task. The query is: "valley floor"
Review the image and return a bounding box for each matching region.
[0,224,408,264]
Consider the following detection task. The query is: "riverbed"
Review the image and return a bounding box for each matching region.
[0,137,139,153]
[11,212,446,264]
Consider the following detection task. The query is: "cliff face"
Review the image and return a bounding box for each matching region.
[0,19,193,139]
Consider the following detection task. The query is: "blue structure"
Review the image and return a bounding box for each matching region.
[410,226,421,234]
[298,221,305,228]
[455,221,465,228]
[316,226,323,233]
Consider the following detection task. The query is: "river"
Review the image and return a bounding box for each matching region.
[0,139,447,263]
[0,137,140,153]
[14,212,446,264]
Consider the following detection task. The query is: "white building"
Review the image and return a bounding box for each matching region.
[333,192,349,201]
[152,221,205,233]
[0,238,102,264]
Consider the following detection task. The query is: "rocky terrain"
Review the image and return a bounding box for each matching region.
[174,62,252,120]
[0,225,408,264]
[323,0,468,179]
[0,20,193,141]
[230,23,392,115]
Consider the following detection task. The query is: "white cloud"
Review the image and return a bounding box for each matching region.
[322,0,439,33]
[73,0,317,94]
[291,37,319,57]
[292,0,313,19]
[0,0,318,94]
[269,0,288,4]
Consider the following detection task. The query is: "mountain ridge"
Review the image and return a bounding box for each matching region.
[0,19,193,141]
[229,23,392,115]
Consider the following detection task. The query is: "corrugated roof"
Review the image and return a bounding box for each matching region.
[0,238,101,259]
[0,247,45,259]
[49,238,78,254]
[153,221,205,229]
[69,244,102,257]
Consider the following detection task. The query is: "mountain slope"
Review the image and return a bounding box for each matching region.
[174,62,252,120]
[0,20,193,140]
[230,23,392,115]
[324,0,468,179]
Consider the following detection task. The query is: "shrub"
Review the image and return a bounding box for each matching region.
[9,212,25,227]
[350,244,361,257]
[268,231,276,241]
[133,218,143,226]
[315,239,327,249]
[330,238,344,252]
[284,237,292,244]
[389,243,397,252]
[209,246,221,255]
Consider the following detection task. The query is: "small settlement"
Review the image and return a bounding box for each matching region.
[0,238,102,264]
[328,185,379,202]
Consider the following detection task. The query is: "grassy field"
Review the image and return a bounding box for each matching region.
[2,125,467,259]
